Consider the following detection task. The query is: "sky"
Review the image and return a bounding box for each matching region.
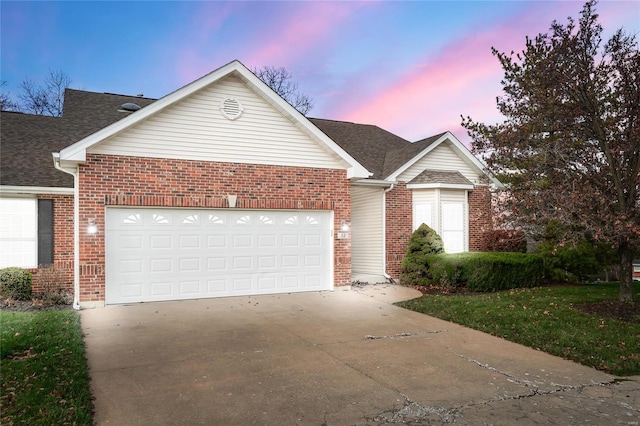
[1,0,638,145]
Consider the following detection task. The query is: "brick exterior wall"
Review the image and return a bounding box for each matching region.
[30,194,74,294]
[468,185,493,251]
[384,182,412,280]
[77,154,351,302]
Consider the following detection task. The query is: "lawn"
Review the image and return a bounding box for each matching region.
[0,310,93,425]
[398,282,640,376]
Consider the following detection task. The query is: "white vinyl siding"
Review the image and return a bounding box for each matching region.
[90,76,345,170]
[0,198,37,268]
[412,189,468,253]
[398,142,478,183]
[351,186,385,281]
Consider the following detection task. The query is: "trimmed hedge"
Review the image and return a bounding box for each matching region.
[0,267,33,300]
[426,252,544,292]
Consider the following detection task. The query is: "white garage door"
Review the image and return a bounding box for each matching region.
[105,208,333,304]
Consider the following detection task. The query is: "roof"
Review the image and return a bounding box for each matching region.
[408,169,473,186]
[0,90,156,189]
[0,112,72,188]
[310,118,444,180]
[2,60,501,190]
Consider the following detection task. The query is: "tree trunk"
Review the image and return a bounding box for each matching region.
[618,241,636,303]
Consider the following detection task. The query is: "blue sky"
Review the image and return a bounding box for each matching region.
[1,1,638,144]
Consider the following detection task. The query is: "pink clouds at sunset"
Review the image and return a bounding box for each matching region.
[2,0,638,147]
[332,1,590,143]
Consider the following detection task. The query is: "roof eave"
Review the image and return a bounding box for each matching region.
[406,183,475,190]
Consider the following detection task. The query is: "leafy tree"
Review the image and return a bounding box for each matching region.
[1,69,71,116]
[253,66,314,115]
[462,1,639,302]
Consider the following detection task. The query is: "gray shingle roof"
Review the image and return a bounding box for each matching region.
[408,169,473,186]
[309,118,445,180]
[1,88,450,188]
[1,89,156,188]
[0,112,73,187]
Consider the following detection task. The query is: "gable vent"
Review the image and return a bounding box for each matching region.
[220,97,244,120]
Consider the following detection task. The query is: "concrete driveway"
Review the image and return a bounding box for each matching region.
[81,284,639,425]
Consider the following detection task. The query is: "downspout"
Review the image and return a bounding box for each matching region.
[382,183,396,284]
[53,154,80,310]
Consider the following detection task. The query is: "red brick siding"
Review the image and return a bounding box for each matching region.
[468,185,493,251]
[30,194,74,293]
[78,154,351,302]
[384,182,412,280]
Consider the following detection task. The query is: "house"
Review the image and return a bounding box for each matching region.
[634,260,640,281]
[0,60,501,308]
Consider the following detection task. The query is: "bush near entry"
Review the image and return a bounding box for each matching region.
[399,224,444,286]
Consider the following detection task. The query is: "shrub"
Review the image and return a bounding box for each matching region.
[34,265,73,305]
[400,224,444,286]
[427,252,544,292]
[481,230,527,253]
[0,267,33,300]
[535,222,617,283]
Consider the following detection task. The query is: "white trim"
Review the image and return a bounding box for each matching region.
[53,153,80,310]
[57,60,370,179]
[0,185,74,196]
[407,183,474,190]
[385,132,503,188]
[382,183,395,282]
[352,179,395,187]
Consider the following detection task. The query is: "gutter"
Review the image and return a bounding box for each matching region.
[53,153,80,311]
[382,183,397,284]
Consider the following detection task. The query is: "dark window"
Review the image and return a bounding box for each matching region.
[37,199,54,265]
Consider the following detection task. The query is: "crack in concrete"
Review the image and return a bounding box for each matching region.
[365,330,446,340]
[450,349,619,404]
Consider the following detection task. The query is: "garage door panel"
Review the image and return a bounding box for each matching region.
[106,208,332,304]
[150,258,172,273]
[150,235,172,249]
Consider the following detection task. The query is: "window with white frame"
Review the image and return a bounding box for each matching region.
[0,198,38,268]
[413,203,433,230]
[441,202,465,253]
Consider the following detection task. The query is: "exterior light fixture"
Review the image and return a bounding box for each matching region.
[341,220,350,232]
[87,219,98,235]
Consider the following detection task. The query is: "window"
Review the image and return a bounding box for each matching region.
[634,265,640,272]
[0,198,37,268]
[413,203,433,230]
[441,203,465,253]
[0,198,53,268]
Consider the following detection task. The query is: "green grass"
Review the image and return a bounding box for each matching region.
[0,310,93,425]
[398,282,640,376]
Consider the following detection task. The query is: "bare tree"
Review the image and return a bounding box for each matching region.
[18,69,71,117]
[462,0,639,302]
[253,66,314,115]
[0,80,19,111]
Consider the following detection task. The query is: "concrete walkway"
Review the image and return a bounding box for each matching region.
[81,284,640,425]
